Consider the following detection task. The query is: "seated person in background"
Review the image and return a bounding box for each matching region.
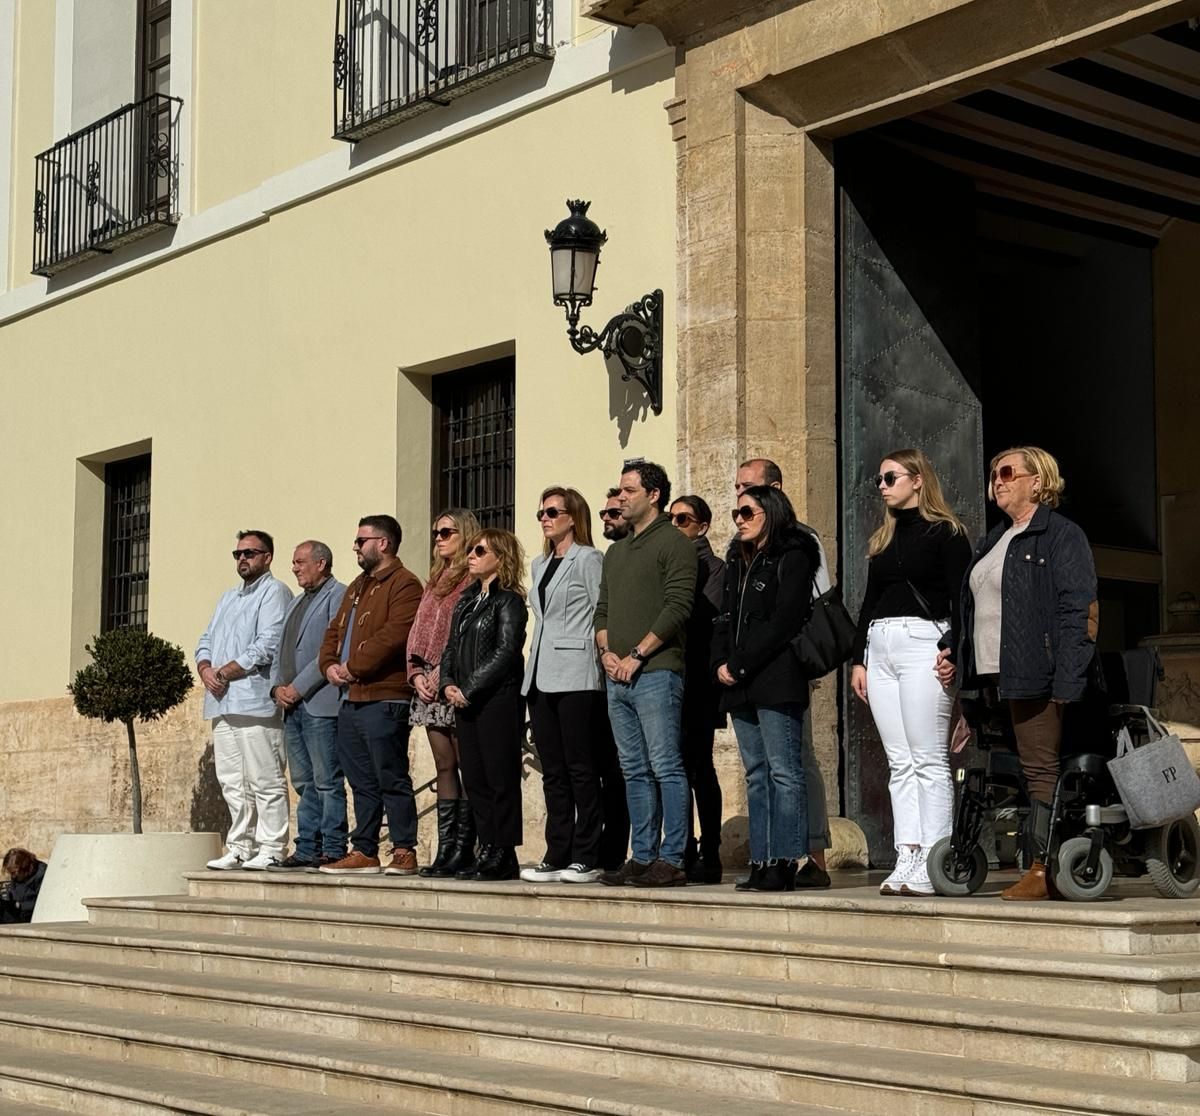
[1,847,46,924]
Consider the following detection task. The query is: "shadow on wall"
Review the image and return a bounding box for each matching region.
[189,739,228,838]
[607,352,653,447]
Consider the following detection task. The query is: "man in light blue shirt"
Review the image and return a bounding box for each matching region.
[196,530,293,871]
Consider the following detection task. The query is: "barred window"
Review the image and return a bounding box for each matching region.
[432,358,515,530]
[102,455,151,631]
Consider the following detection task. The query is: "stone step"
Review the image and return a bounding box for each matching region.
[71,893,1200,1014]
[2,949,1199,1083]
[0,995,861,1116]
[183,871,1200,956]
[0,1040,403,1115]
[0,990,1195,1115]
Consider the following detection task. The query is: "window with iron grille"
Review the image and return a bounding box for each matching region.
[432,359,515,530]
[102,455,152,631]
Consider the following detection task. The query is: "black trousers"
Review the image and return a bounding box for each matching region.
[337,701,417,856]
[595,703,630,870]
[457,688,524,847]
[681,685,723,855]
[529,688,607,868]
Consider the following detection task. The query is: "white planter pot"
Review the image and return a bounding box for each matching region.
[33,832,222,923]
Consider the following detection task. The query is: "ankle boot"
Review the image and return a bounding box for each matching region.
[735,862,764,891]
[442,801,478,878]
[1001,860,1049,901]
[455,842,491,880]
[419,800,458,878]
[750,859,797,892]
[1003,799,1052,901]
[475,846,519,881]
[688,839,724,884]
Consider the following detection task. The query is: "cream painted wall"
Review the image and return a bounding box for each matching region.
[8,0,55,291]
[0,54,677,701]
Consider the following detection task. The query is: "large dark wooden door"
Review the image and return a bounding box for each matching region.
[838,135,986,866]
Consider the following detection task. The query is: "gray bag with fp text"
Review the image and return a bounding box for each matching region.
[1108,711,1200,830]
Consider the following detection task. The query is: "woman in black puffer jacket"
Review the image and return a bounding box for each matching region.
[712,486,818,892]
[441,528,528,881]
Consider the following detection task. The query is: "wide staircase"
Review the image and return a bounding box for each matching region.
[0,871,1199,1115]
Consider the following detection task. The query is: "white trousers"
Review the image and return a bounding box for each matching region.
[212,714,289,858]
[865,618,954,850]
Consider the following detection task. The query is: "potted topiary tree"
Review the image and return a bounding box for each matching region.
[31,630,222,922]
[69,628,193,834]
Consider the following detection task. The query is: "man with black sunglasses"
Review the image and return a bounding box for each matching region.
[197,530,294,871]
[598,487,629,543]
[734,458,834,888]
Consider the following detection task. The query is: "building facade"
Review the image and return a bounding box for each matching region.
[0,0,681,854]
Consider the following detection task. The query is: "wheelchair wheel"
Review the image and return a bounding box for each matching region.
[927,837,988,896]
[1145,815,1200,899]
[1053,837,1114,902]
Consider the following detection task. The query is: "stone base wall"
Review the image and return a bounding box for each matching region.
[0,694,774,868]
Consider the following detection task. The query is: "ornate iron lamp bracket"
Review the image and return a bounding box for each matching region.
[564,289,664,414]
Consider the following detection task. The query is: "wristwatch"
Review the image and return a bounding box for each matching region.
[630,647,647,663]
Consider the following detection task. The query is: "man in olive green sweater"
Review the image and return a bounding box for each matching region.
[594,461,697,888]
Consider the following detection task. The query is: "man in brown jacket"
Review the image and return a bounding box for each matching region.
[318,514,424,875]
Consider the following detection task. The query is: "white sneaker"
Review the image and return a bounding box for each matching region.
[879,846,917,895]
[560,863,602,884]
[241,852,282,871]
[901,848,935,896]
[206,851,244,871]
[520,861,566,883]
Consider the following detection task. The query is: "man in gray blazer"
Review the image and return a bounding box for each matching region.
[268,540,348,870]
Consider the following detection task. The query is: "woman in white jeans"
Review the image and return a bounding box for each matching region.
[851,448,971,895]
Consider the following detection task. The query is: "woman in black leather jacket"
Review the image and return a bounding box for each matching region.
[712,486,819,892]
[440,528,528,881]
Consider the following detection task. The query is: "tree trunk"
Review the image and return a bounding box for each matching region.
[124,719,143,835]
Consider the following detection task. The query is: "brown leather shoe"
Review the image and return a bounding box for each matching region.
[599,858,652,887]
[631,859,688,888]
[318,850,382,874]
[384,847,419,876]
[1000,860,1049,901]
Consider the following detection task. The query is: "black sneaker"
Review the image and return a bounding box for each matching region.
[794,860,832,889]
[686,854,723,884]
[599,858,652,887]
[267,853,317,872]
[305,854,344,874]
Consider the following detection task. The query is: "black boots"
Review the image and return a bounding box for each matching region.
[685,837,724,884]
[441,801,478,878]
[419,800,458,878]
[736,859,797,892]
[474,846,519,881]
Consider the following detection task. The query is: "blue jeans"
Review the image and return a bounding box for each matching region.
[605,670,688,867]
[284,706,347,862]
[731,703,809,862]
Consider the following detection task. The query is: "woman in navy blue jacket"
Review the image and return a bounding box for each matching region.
[946,446,1097,902]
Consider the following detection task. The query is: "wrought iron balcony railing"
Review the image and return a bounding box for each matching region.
[32,94,182,278]
[333,0,553,142]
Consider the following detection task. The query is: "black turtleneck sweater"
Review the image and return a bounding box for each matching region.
[852,506,972,666]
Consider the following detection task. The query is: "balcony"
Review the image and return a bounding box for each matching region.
[32,95,182,278]
[333,0,554,142]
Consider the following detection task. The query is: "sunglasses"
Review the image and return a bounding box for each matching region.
[431,527,458,540]
[992,465,1036,485]
[352,536,384,549]
[599,508,623,520]
[731,505,761,523]
[231,548,267,559]
[536,507,567,521]
[874,471,912,489]
[469,545,491,557]
[671,513,701,527]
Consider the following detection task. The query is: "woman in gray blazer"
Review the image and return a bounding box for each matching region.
[520,486,607,884]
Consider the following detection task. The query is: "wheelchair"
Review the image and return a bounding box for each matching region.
[927,649,1200,902]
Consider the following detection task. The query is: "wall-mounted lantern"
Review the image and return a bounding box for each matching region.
[544,199,663,414]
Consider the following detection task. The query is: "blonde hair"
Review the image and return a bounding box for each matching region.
[428,508,481,597]
[867,448,966,558]
[468,528,527,598]
[539,486,594,557]
[987,446,1064,508]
